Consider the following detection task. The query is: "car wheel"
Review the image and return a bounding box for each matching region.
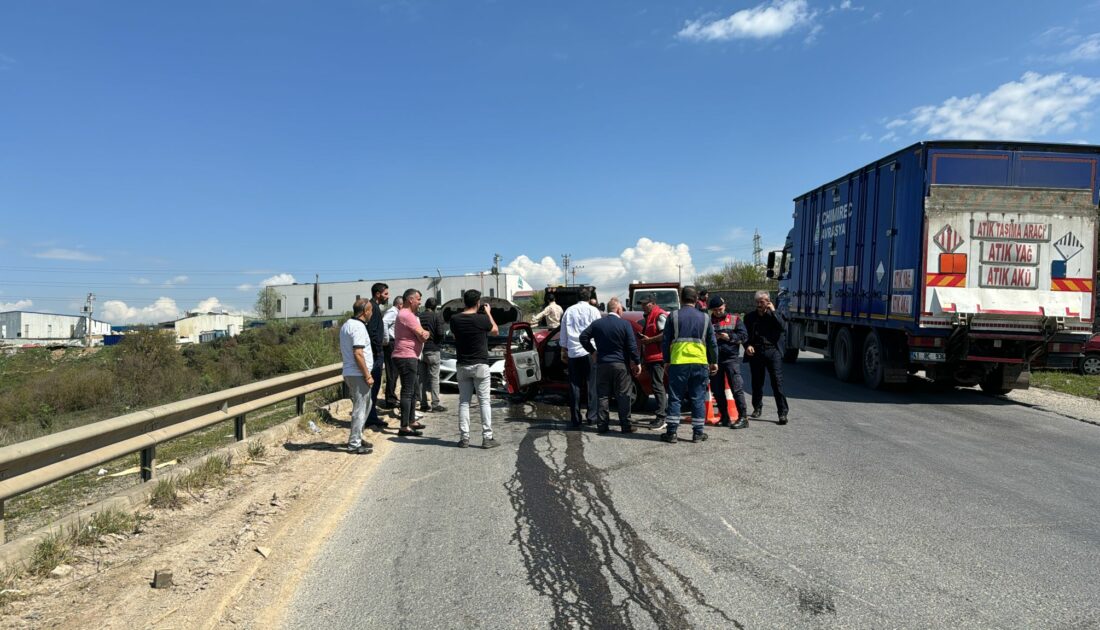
[630,379,649,413]
[1081,354,1100,376]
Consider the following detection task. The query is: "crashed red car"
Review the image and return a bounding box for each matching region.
[502,312,657,411]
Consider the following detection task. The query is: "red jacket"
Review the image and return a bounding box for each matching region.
[640,306,668,364]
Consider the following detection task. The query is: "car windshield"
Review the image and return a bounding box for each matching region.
[634,290,680,311]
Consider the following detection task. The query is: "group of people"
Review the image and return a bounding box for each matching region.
[339,284,502,454]
[559,285,789,444]
[340,281,790,454]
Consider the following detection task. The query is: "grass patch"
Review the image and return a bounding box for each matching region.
[29,531,73,577]
[1031,371,1100,399]
[180,455,232,494]
[246,440,267,459]
[149,478,182,509]
[69,508,145,546]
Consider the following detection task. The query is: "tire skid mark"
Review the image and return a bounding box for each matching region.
[506,429,740,629]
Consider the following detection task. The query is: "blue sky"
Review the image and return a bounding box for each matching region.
[3,0,1100,321]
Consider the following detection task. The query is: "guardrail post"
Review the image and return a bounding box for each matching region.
[235,414,247,441]
[0,500,5,545]
[140,446,157,482]
[296,394,305,416]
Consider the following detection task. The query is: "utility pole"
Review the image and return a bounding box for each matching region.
[753,229,763,268]
[561,254,571,286]
[82,293,95,347]
[571,265,584,287]
[677,264,682,286]
[493,253,501,298]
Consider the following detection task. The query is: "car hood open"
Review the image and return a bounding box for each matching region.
[440,297,519,325]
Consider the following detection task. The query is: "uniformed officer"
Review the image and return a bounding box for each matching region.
[708,296,749,429]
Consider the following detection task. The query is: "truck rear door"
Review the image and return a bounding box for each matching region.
[921,148,1098,330]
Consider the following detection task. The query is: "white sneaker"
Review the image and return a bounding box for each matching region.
[415,412,424,420]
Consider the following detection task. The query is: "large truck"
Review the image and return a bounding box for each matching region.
[770,141,1098,393]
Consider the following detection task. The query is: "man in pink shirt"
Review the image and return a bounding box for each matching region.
[393,288,431,436]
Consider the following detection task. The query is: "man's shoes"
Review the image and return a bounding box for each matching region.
[380,401,397,410]
[482,438,500,449]
[750,408,763,419]
[415,411,424,421]
[718,418,731,427]
[431,405,447,413]
[777,415,789,425]
[457,437,469,448]
[570,422,582,430]
[367,419,390,429]
[348,445,373,455]
[692,432,709,443]
[660,432,678,444]
[648,418,664,429]
[419,404,431,412]
[409,421,427,430]
[731,417,748,429]
[398,428,423,437]
[596,424,610,434]
[621,425,635,434]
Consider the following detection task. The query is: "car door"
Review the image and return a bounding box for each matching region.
[504,322,542,393]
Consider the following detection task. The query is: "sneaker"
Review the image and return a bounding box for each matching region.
[660,432,678,444]
[431,405,447,413]
[621,425,635,434]
[777,415,789,425]
[692,432,709,443]
[415,411,424,420]
[749,408,763,419]
[458,437,469,448]
[596,424,610,434]
[482,438,500,449]
[348,445,373,455]
[367,419,390,429]
[648,418,664,429]
[398,428,423,437]
[419,404,431,413]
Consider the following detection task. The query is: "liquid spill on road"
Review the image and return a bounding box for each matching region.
[505,428,740,629]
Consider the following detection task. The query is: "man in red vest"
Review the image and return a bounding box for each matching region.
[709,295,749,429]
[636,296,669,428]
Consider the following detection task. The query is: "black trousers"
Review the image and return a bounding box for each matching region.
[596,362,633,430]
[749,347,789,416]
[645,362,667,421]
[367,352,384,423]
[567,355,598,426]
[711,358,748,421]
[394,357,420,427]
[383,344,399,405]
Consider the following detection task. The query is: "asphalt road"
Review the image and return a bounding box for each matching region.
[285,353,1100,629]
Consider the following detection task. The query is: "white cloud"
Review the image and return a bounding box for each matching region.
[261,273,297,286]
[703,245,724,252]
[236,283,255,292]
[678,0,816,42]
[576,238,696,301]
[858,132,873,141]
[501,255,563,289]
[1065,33,1100,62]
[101,297,181,324]
[33,248,103,262]
[132,277,151,285]
[163,275,189,286]
[0,299,33,311]
[193,297,241,314]
[884,72,1100,141]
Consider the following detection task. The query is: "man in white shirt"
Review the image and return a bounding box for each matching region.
[381,295,403,409]
[559,288,603,428]
[340,299,375,454]
[530,293,563,328]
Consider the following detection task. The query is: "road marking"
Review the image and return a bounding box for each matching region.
[720,517,881,612]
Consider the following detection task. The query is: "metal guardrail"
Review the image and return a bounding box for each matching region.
[0,363,343,544]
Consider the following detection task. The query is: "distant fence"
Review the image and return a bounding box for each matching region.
[0,363,343,544]
[708,283,779,315]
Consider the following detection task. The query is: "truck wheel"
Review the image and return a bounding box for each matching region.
[782,348,799,363]
[833,327,860,382]
[862,330,886,389]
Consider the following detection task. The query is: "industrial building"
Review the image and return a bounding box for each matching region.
[163,312,244,344]
[0,311,112,345]
[266,273,532,319]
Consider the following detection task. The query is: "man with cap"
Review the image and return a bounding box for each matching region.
[661,286,719,444]
[635,295,669,429]
[709,295,749,429]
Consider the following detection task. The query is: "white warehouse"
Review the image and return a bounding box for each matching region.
[164,312,245,344]
[0,311,112,344]
[267,273,532,319]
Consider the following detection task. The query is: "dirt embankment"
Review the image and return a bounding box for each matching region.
[0,400,396,629]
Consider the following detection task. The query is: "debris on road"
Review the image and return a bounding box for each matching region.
[153,569,173,589]
[255,546,271,559]
[48,565,73,579]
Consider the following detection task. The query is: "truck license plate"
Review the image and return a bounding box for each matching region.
[910,351,946,363]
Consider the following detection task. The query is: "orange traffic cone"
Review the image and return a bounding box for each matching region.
[723,387,740,421]
[680,384,722,425]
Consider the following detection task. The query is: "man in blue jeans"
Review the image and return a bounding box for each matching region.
[661,286,718,444]
[448,289,500,449]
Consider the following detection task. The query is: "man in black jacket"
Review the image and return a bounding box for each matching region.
[580,297,641,434]
[709,295,750,429]
[744,290,789,425]
[366,282,389,428]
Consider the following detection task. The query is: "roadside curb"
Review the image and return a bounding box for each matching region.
[0,411,315,573]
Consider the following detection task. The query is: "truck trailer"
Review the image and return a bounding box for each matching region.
[770,141,1098,393]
